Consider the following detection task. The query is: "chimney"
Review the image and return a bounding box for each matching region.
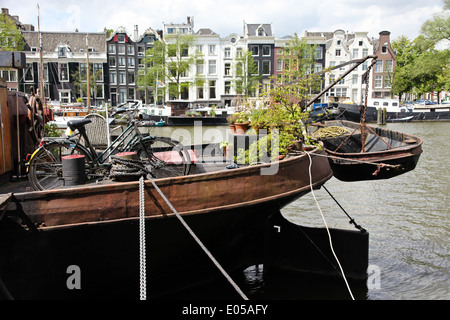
[1,8,9,15]
[134,25,138,41]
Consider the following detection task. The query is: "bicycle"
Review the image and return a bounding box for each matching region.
[27,102,191,191]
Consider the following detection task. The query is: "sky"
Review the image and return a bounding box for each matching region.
[2,0,446,41]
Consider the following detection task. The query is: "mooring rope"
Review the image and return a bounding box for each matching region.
[305,151,355,300]
[146,177,249,300]
[127,159,248,300]
[322,185,366,233]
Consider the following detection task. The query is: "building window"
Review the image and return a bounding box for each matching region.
[236,48,243,57]
[352,74,358,85]
[363,49,368,57]
[109,57,116,67]
[225,81,231,94]
[118,45,125,55]
[119,88,126,103]
[119,71,126,84]
[127,57,135,67]
[224,63,231,76]
[375,75,383,88]
[375,60,383,73]
[352,49,359,59]
[262,60,270,75]
[314,47,322,59]
[257,27,265,36]
[209,80,216,99]
[382,46,388,54]
[1,69,17,82]
[208,45,216,55]
[94,63,103,81]
[128,88,135,100]
[362,61,368,71]
[118,57,126,67]
[335,49,341,56]
[262,45,271,56]
[385,60,393,72]
[59,63,69,82]
[110,72,117,84]
[277,58,283,72]
[96,85,104,99]
[314,64,322,73]
[251,46,259,56]
[128,71,135,84]
[197,87,204,99]
[384,75,392,88]
[127,45,134,55]
[196,60,204,74]
[167,28,175,34]
[108,44,116,54]
[58,46,67,58]
[208,60,216,74]
[196,45,203,53]
[224,47,231,58]
[359,41,363,46]
[59,91,70,103]
[24,63,34,82]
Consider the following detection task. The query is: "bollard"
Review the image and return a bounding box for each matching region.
[62,155,86,186]
[377,108,386,125]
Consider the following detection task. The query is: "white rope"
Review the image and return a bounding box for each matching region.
[305,151,355,300]
[147,178,249,300]
[139,176,147,300]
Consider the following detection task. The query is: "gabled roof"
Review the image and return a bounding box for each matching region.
[22,31,107,53]
[195,28,218,36]
[245,23,273,37]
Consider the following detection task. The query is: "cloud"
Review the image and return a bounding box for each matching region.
[2,0,445,40]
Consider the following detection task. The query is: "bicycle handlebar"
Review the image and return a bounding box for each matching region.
[111,101,140,116]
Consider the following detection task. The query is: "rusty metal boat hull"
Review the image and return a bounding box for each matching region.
[311,120,423,181]
[0,149,333,299]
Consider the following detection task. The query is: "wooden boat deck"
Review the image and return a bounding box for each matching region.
[0,155,236,194]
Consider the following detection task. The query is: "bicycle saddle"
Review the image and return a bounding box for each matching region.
[67,118,92,131]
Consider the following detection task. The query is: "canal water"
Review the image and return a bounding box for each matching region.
[146,121,449,300]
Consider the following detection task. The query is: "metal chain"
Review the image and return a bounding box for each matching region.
[139,175,147,300]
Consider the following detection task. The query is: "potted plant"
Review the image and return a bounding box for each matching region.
[227,114,237,134]
[234,112,250,134]
[219,141,230,159]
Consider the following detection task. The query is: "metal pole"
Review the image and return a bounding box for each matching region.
[306,55,378,108]
[86,35,91,112]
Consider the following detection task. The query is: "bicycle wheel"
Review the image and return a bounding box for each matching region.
[133,137,191,178]
[28,141,93,191]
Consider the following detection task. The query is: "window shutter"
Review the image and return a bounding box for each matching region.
[114,35,118,42]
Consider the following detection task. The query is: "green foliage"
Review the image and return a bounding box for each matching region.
[0,12,25,51]
[71,64,103,100]
[45,123,62,137]
[233,50,261,99]
[138,33,203,102]
[392,3,450,100]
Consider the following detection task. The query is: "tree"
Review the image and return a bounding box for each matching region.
[233,49,261,104]
[137,39,166,104]
[420,0,450,49]
[0,11,25,51]
[138,33,203,103]
[280,33,318,83]
[391,1,450,101]
[71,64,103,104]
